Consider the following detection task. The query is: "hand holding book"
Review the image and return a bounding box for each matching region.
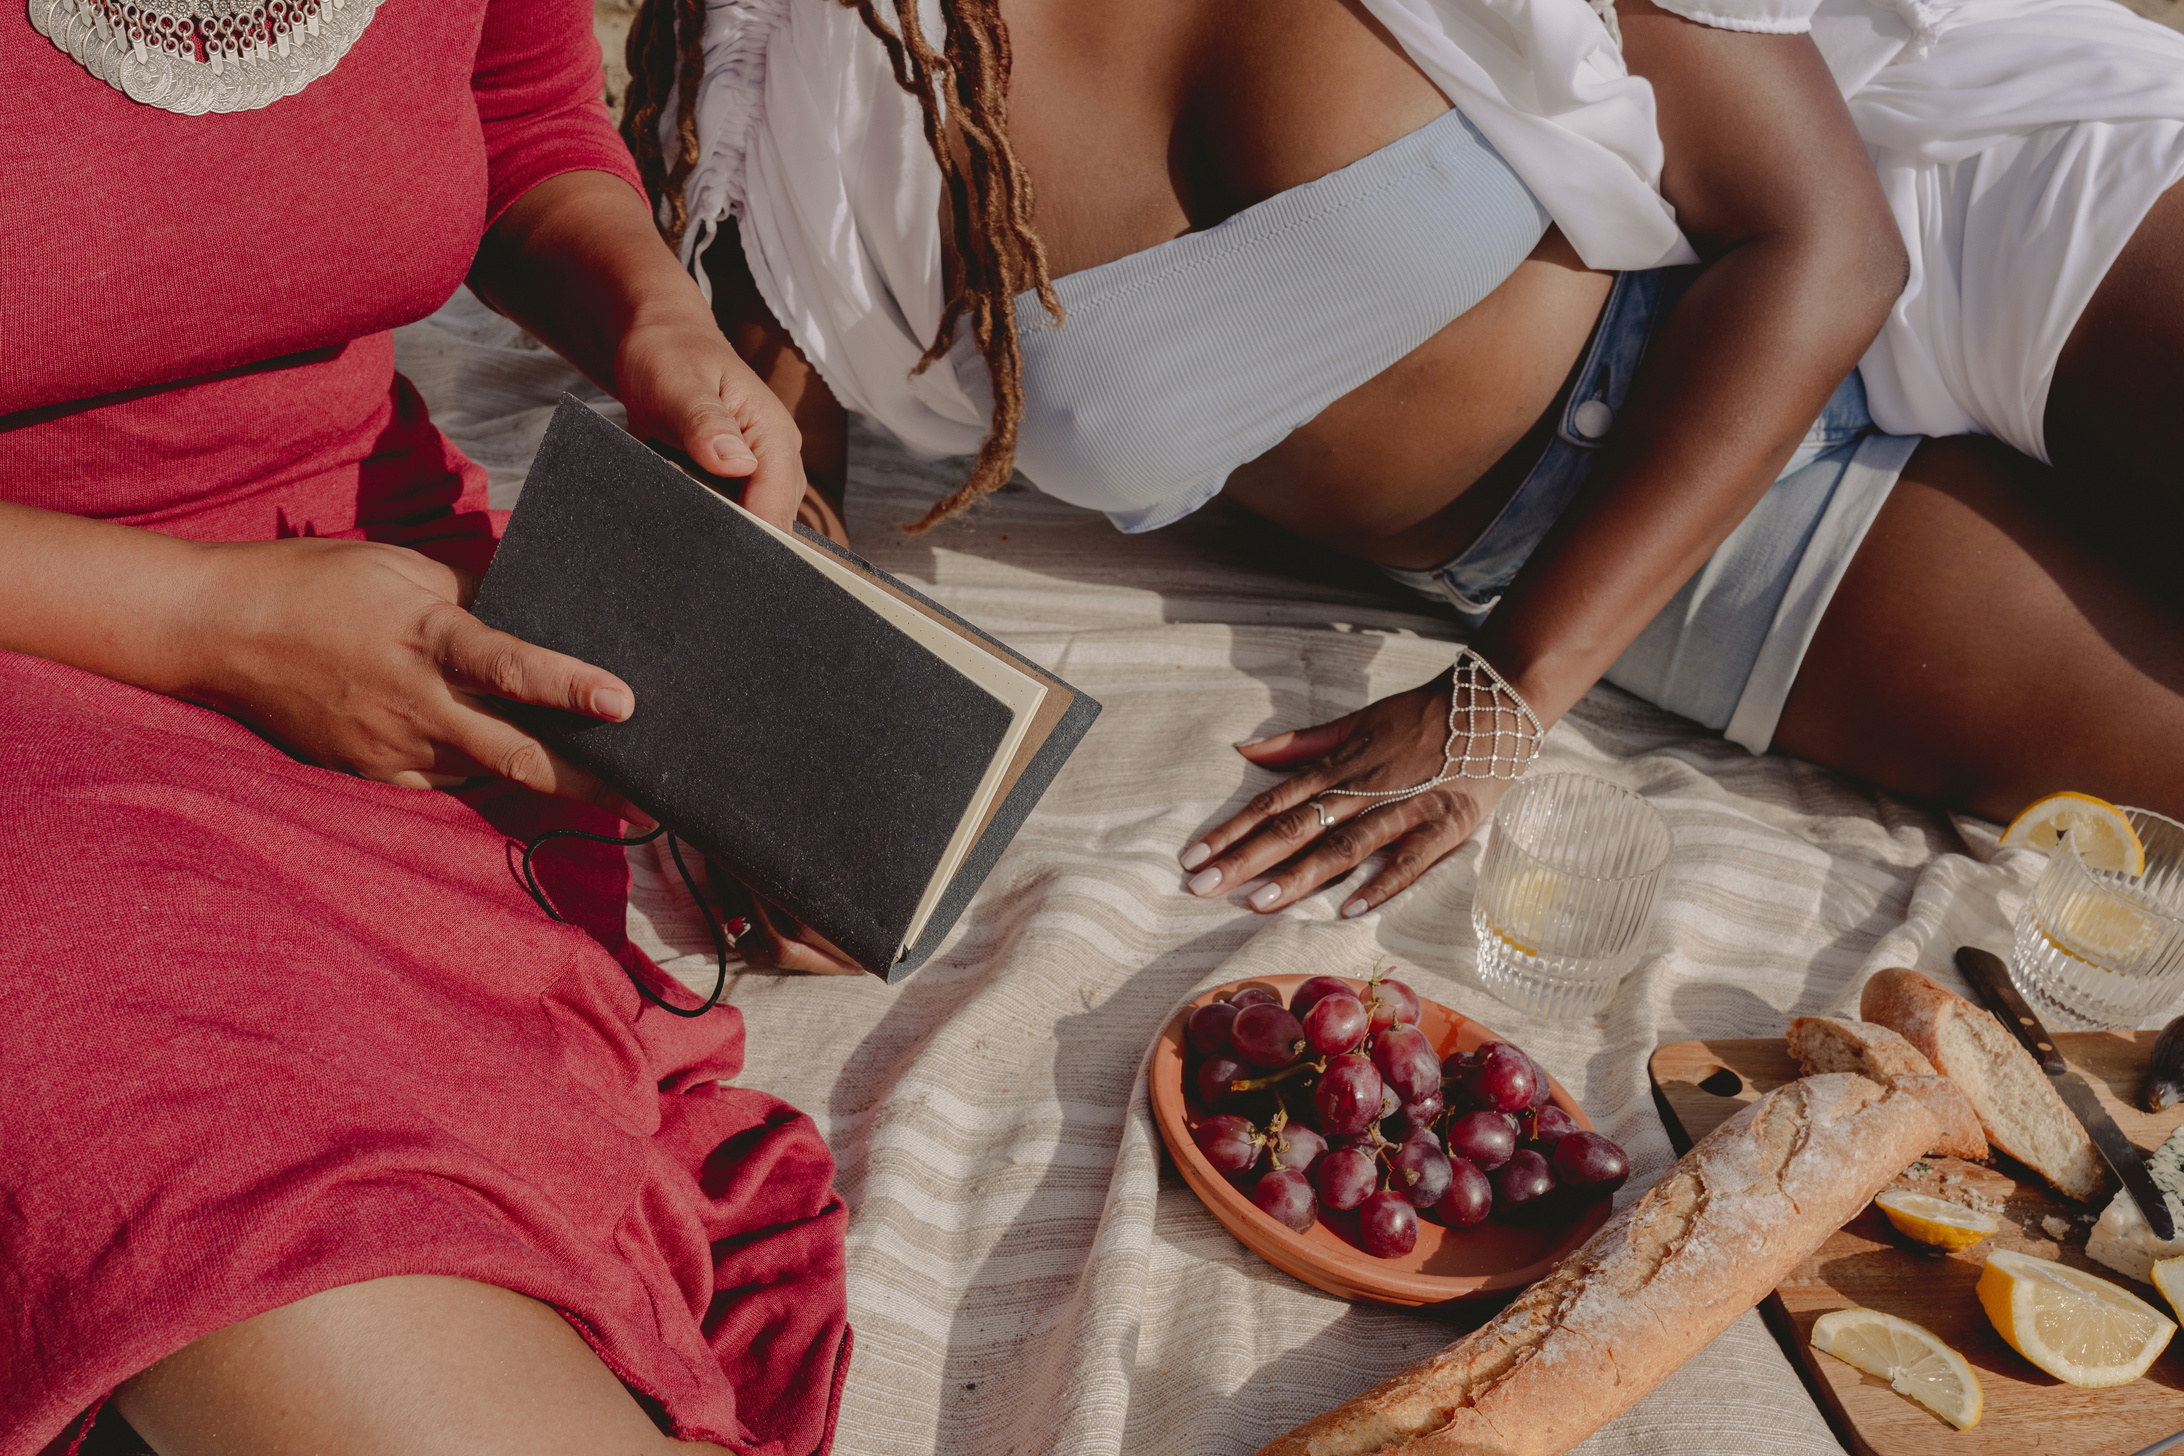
[470,398,1101,980]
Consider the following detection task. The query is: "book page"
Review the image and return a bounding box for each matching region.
[720,497,1048,954]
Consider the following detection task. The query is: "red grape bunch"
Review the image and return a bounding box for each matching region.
[1184,966,1631,1261]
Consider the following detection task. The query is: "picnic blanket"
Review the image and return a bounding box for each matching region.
[396,289,2068,1456]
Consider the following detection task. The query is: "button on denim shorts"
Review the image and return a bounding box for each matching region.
[1381,266,1922,754]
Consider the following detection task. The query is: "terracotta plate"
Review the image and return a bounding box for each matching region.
[1150,973,1611,1307]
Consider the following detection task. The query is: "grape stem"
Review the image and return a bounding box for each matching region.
[1232,1058,1324,1093]
[1265,1108,1291,1171]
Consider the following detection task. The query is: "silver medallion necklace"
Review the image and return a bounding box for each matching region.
[28,0,386,115]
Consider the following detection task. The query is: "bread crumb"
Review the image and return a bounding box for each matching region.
[2042,1215,2073,1240]
[1926,1169,2003,1219]
[1904,1161,1934,1181]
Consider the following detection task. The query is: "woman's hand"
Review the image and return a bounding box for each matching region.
[614,309,810,530]
[468,170,811,531]
[186,536,647,816]
[1179,673,1507,918]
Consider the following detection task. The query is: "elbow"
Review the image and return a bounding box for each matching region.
[1753,208,1904,373]
[1829,202,1909,351]
[1861,214,1910,331]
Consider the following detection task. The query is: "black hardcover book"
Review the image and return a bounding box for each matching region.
[471,396,1100,981]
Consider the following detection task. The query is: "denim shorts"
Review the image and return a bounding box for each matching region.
[1381,266,1922,754]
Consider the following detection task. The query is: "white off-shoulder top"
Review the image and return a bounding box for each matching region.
[670,0,2184,482]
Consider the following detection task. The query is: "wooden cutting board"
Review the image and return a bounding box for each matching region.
[1650,1033,2184,1456]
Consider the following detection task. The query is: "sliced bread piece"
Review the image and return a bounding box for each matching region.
[1860,967,2107,1202]
[1891,1075,1993,1163]
[1789,1015,1990,1160]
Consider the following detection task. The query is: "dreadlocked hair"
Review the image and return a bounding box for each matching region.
[622,0,1063,533]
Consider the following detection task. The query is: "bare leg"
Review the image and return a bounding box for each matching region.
[1774,436,2184,821]
[2040,177,2184,589]
[113,1275,729,1456]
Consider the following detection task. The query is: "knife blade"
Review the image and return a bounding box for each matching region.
[1957,946,2175,1241]
[2129,1424,2184,1456]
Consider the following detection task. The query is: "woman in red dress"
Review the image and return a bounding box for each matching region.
[0,3,846,1453]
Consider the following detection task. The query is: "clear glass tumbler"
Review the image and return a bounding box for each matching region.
[2008,806,2184,1030]
[1470,774,1672,1018]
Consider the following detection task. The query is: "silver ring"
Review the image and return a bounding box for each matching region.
[1312,800,1335,830]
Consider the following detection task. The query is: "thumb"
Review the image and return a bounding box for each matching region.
[677,397,760,479]
[676,391,807,532]
[1236,711,1360,770]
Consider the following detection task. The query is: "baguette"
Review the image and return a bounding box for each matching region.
[1254,1074,1938,1456]
[1787,1015,1988,1159]
[1859,966,2106,1201]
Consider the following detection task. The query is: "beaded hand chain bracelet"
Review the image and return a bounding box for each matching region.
[1309,646,1544,829]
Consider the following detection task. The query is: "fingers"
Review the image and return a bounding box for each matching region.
[1300,787,1484,918]
[675,389,806,531]
[1184,780,1490,918]
[674,392,760,479]
[1179,758,1354,895]
[422,606,652,821]
[384,770,475,790]
[748,898,865,975]
[431,708,656,827]
[1345,803,1485,916]
[434,607,634,723]
[1181,723,1380,888]
[1234,712,1359,770]
[1243,796,1418,911]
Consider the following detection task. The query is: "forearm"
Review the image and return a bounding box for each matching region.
[0,502,216,695]
[1471,4,1905,725]
[467,169,709,395]
[1471,228,1897,722]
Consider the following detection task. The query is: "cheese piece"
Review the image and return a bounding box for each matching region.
[2088,1125,2184,1283]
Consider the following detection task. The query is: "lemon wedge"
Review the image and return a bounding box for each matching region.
[1811,1308,1983,1429]
[1977,1248,2175,1386]
[2001,792,2147,875]
[1875,1190,2000,1252]
[2151,1256,2184,1324]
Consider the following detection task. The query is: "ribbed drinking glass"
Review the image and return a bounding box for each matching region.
[1470,774,1672,1018]
[2008,806,2184,1030]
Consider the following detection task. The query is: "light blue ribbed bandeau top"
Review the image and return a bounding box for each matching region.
[959,107,1551,533]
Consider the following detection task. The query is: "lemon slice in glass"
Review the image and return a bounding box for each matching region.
[1811,1308,1982,1429]
[1874,1190,2000,1252]
[1978,1248,2175,1386]
[2040,893,2161,966]
[2001,792,2147,875]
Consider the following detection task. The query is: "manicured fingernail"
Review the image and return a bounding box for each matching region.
[591,688,634,720]
[712,435,756,466]
[1341,898,1369,919]
[1250,883,1283,911]
[1234,736,1267,749]
[1180,842,1212,871]
[1188,866,1223,896]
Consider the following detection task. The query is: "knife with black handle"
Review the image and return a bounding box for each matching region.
[1956,945,2175,1240]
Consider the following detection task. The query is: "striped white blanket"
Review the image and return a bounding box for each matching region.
[398,288,2050,1456]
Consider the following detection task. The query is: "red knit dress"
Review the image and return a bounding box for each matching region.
[0,4,849,1454]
